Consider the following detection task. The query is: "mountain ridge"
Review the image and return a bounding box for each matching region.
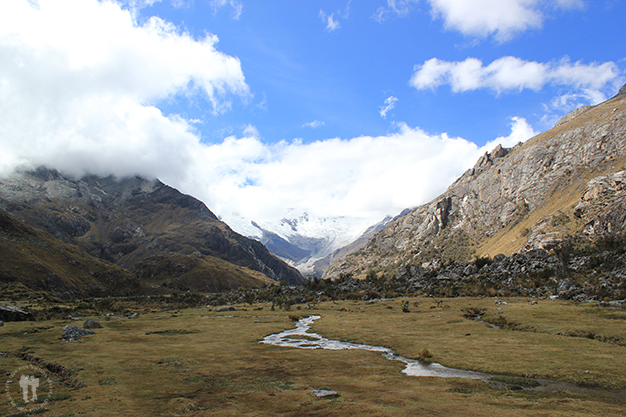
[0,168,305,294]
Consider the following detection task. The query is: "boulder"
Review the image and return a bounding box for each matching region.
[62,325,96,342]
[311,389,339,398]
[83,318,104,329]
[463,263,478,276]
[557,279,578,294]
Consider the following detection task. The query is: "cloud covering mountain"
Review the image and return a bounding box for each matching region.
[0,1,623,258]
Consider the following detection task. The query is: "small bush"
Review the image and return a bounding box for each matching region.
[288,314,301,322]
[417,348,433,361]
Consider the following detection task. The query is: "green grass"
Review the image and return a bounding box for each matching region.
[489,376,542,388]
[0,298,625,416]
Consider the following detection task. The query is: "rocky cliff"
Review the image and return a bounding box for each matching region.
[324,86,626,280]
[0,169,305,292]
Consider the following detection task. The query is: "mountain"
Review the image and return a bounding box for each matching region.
[228,212,383,277]
[310,215,398,277]
[324,85,626,280]
[0,207,142,299]
[0,168,305,293]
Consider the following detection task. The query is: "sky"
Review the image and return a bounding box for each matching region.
[1,0,625,238]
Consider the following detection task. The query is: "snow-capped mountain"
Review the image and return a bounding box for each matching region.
[223,211,393,276]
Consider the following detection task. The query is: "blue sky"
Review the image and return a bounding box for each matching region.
[144,0,625,145]
[1,0,625,240]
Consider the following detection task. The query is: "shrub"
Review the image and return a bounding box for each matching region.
[417,348,433,361]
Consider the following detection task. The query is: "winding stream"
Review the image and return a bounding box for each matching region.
[261,315,626,400]
[260,315,491,380]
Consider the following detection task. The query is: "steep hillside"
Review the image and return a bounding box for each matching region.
[325,86,626,280]
[311,215,397,277]
[0,169,305,288]
[0,208,142,298]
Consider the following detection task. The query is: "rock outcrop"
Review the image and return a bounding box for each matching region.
[0,305,33,322]
[325,86,626,280]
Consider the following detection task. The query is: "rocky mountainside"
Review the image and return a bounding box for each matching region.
[311,214,398,277]
[0,208,142,299]
[0,168,305,294]
[324,85,626,281]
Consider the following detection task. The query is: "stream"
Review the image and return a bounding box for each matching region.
[260,315,490,380]
[260,315,626,400]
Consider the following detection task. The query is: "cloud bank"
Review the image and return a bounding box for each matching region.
[0,0,539,236]
[410,56,620,101]
[0,0,248,179]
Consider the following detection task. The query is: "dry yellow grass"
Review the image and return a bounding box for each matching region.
[1,298,625,416]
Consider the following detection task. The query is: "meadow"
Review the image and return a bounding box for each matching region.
[1,297,625,416]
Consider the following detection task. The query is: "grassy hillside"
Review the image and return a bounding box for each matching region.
[133,253,275,293]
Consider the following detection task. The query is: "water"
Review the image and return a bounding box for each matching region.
[260,315,490,380]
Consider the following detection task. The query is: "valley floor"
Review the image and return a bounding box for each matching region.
[1,297,625,416]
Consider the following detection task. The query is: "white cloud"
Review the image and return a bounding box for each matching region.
[0,0,248,179]
[373,0,419,23]
[320,1,351,32]
[410,56,620,98]
[303,120,325,129]
[185,124,486,225]
[319,10,341,32]
[187,119,536,229]
[379,96,399,118]
[426,0,586,41]
[483,117,536,150]
[209,0,242,20]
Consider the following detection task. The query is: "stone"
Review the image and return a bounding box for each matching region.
[463,263,478,276]
[493,254,507,262]
[557,279,577,294]
[311,389,339,399]
[0,321,3,327]
[216,307,236,312]
[83,318,104,329]
[62,325,96,342]
[0,305,33,322]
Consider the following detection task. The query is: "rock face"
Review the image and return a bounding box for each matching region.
[325,86,626,280]
[0,170,305,289]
